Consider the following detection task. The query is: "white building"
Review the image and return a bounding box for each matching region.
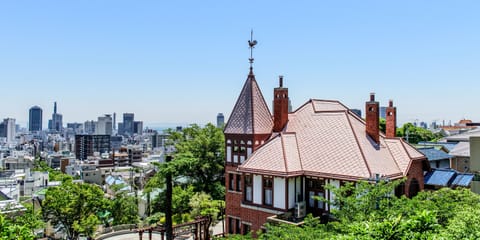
[4,118,16,144]
[95,115,113,135]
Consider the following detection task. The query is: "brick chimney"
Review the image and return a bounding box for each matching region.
[386,99,397,138]
[366,93,380,144]
[273,76,289,132]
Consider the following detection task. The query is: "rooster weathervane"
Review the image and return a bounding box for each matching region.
[248,30,257,68]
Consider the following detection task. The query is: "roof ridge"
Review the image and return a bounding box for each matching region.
[345,111,372,177]
[293,133,304,172]
[384,140,403,175]
[279,133,288,173]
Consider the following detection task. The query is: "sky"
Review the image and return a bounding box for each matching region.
[0,1,479,129]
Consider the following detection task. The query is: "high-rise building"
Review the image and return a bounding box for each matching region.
[49,102,63,132]
[29,106,43,132]
[380,106,387,119]
[113,112,116,131]
[84,120,96,134]
[118,122,124,135]
[122,113,134,136]
[133,121,143,135]
[217,113,225,128]
[3,118,16,143]
[67,123,83,134]
[96,114,113,135]
[74,134,111,160]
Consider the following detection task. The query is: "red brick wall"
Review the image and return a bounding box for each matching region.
[386,100,397,138]
[273,87,288,132]
[405,160,426,197]
[365,93,379,143]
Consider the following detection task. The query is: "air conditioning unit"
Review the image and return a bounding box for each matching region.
[295,201,306,219]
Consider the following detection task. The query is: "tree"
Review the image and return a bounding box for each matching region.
[0,214,35,240]
[165,123,225,199]
[189,192,225,239]
[220,183,480,239]
[7,204,44,236]
[110,189,139,226]
[396,123,443,144]
[42,177,109,240]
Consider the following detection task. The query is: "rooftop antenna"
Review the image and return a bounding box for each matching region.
[248,29,258,69]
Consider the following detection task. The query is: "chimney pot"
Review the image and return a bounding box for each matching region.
[370,93,375,101]
[279,75,283,88]
[389,99,393,107]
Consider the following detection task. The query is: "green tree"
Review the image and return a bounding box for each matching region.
[42,177,109,240]
[189,192,225,239]
[0,214,35,240]
[396,122,443,144]
[7,204,44,236]
[165,123,225,199]
[110,189,139,226]
[221,183,480,240]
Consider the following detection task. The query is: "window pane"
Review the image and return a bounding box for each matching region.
[246,186,252,201]
[309,191,315,207]
[317,192,324,209]
[265,189,272,205]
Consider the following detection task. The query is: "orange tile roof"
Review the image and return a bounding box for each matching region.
[238,99,425,181]
[224,70,273,135]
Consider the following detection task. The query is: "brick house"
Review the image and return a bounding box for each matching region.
[224,67,430,235]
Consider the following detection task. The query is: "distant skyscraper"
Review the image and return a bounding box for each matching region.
[123,113,134,135]
[29,106,43,132]
[118,122,124,135]
[217,113,225,128]
[133,121,143,135]
[49,102,63,132]
[113,112,116,131]
[3,118,16,143]
[96,114,113,135]
[84,120,96,134]
[379,106,387,119]
[350,109,362,118]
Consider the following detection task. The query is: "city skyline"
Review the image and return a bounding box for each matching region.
[1,1,479,128]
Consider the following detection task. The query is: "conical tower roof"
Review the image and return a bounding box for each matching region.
[225,69,273,135]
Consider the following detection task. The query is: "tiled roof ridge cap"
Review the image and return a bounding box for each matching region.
[279,133,288,173]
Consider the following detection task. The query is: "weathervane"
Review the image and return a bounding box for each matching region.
[248,30,258,68]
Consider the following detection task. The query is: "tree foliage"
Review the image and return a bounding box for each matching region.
[224,182,480,240]
[0,214,35,240]
[42,177,109,240]
[109,189,139,226]
[396,122,443,144]
[164,123,225,199]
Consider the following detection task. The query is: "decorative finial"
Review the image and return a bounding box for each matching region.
[248,29,258,68]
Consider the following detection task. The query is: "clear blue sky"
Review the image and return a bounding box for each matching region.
[1,1,479,128]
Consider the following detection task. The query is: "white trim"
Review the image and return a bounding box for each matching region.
[227,190,242,195]
[227,215,241,220]
[241,221,252,226]
[240,203,284,215]
[226,171,240,174]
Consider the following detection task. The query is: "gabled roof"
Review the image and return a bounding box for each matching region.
[224,69,273,135]
[238,99,426,181]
